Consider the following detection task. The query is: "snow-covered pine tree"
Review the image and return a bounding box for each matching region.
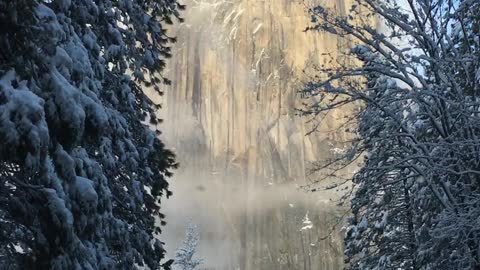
[303,0,480,269]
[174,223,203,270]
[0,0,184,269]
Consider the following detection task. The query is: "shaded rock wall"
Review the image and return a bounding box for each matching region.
[163,0,356,181]
[155,0,359,269]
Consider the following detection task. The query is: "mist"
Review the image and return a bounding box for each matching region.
[154,0,355,269]
[162,167,346,269]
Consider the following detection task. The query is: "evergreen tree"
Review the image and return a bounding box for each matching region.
[174,223,203,270]
[0,0,184,269]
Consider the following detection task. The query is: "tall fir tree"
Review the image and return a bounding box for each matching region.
[0,0,184,269]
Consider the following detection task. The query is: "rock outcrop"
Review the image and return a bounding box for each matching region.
[154,0,358,269]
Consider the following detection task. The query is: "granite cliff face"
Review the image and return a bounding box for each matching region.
[155,0,357,269]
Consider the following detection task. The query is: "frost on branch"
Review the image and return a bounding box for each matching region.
[303,0,480,269]
[174,223,204,270]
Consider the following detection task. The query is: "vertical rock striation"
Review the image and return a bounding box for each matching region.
[157,0,357,269]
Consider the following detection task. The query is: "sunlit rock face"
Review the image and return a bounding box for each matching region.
[155,0,358,269]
